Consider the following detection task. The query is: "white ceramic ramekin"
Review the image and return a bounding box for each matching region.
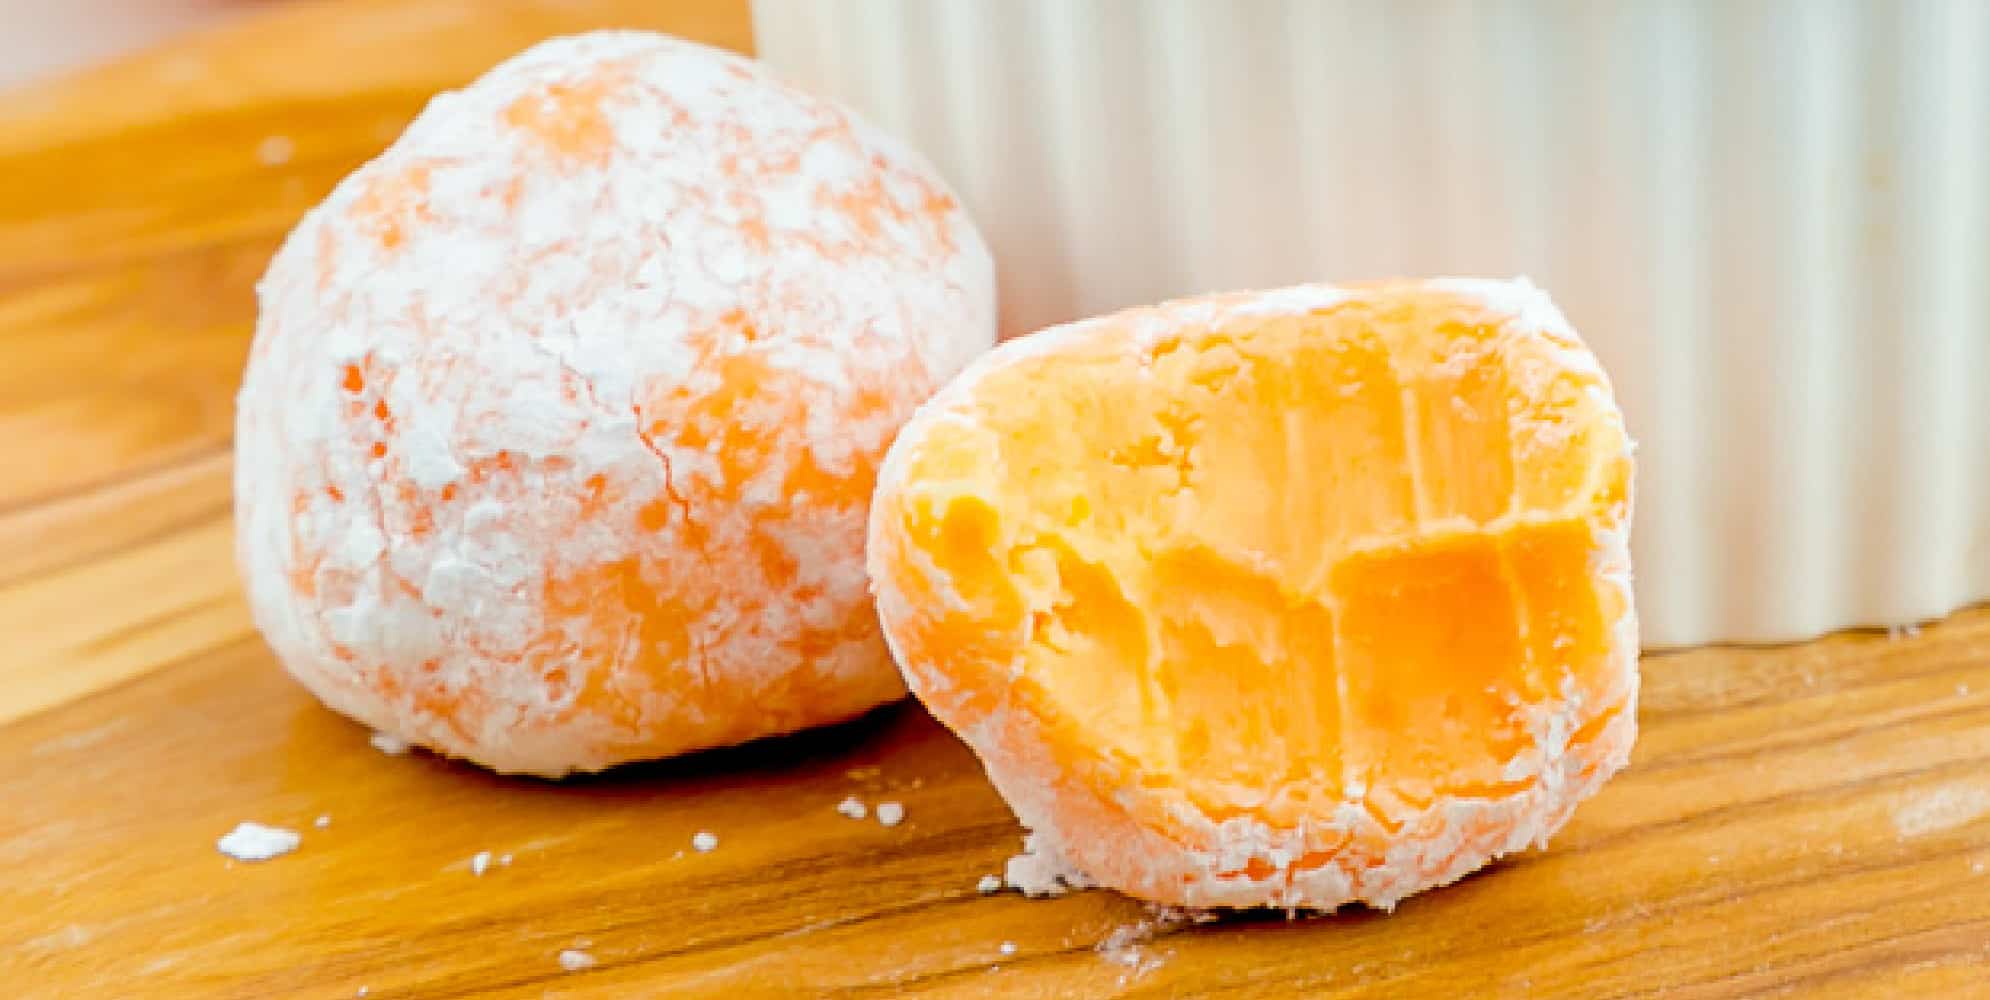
[751,0,1990,648]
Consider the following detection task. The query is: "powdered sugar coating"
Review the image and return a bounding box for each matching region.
[236,31,994,776]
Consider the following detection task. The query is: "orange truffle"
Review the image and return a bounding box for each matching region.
[868,278,1636,909]
[235,32,994,775]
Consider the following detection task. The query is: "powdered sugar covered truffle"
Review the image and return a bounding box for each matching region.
[235,31,995,776]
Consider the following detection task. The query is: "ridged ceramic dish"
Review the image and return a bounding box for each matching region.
[752,0,1990,648]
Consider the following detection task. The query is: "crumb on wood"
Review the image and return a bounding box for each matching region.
[558,949,596,972]
[216,822,301,862]
[257,135,295,167]
[836,795,867,820]
[369,731,411,756]
[1004,833,1097,897]
[692,831,719,852]
[1097,909,1188,982]
[876,802,905,827]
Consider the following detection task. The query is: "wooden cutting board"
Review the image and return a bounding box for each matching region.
[6,2,1990,996]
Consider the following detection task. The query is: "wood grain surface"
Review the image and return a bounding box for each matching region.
[6,2,1990,997]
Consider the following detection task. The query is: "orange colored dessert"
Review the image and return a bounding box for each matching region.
[234,32,994,775]
[868,278,1637,909]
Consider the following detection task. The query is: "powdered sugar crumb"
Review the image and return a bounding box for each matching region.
[692,831,719,852]
[1004,832,1097,897]
[1096,906,1198,983]
[976,873,1002,894]
[998,941,1018,956]
[256,135,295,167]
[875,801,905,827]
[835,795,868,820]
[369,731,410,756]
[558,949,596,972]
[499,853,514,866]
[314,814,331,829]
[470,850,492,876]
[216,822,302,862]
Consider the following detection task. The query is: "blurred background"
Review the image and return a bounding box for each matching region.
[0,0,258,90]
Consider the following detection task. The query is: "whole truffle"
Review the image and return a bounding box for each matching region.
[235,31,995,775]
